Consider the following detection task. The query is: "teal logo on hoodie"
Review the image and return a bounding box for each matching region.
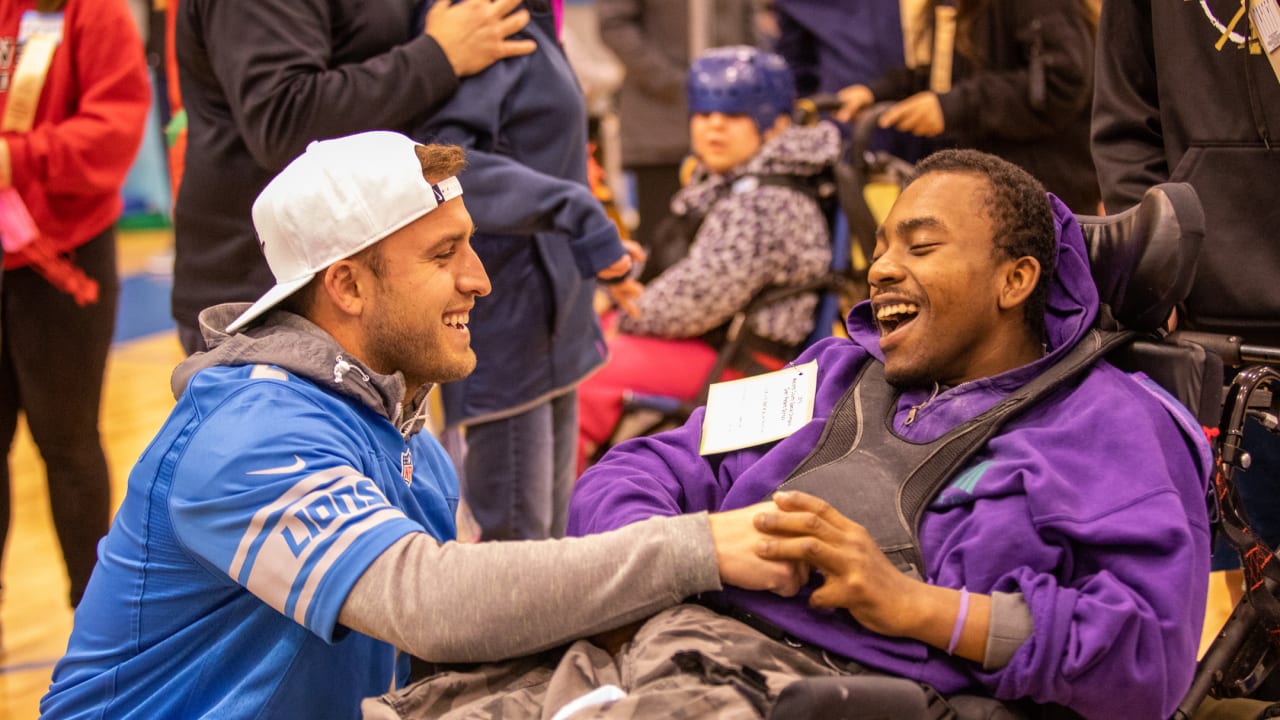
[934,461,994,507]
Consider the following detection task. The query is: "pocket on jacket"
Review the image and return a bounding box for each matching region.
[1169,144,1280,344]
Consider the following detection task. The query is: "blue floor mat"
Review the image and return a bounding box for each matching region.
[114,273,174,343]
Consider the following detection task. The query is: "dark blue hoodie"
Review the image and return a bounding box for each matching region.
[411,1,628,424]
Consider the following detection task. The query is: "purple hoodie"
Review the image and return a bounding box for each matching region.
[569,197,1213,719]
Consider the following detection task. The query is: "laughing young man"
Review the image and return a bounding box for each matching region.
[38,131,808,720]
[381,149,1213,719]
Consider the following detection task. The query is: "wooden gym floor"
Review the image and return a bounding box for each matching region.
[0,228,1239,719]
[0,229,184,719]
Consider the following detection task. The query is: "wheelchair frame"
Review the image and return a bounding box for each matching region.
[1175,339,1280,717]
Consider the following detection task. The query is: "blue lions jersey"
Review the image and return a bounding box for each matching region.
[40,364,460,719]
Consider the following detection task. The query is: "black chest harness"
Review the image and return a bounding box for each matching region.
[775,328,1131,578]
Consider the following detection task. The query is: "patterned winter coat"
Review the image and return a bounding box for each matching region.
[618,121,840,346]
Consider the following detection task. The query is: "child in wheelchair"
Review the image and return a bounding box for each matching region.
[577,45,841,472]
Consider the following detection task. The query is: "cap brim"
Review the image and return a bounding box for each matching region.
[224,275,315,333]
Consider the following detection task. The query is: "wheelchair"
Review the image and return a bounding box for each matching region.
[582,90,1280,719]
[764,180,1280,719]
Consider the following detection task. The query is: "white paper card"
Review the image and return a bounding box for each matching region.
[1252,0,1280,53]
[699,360,818,456]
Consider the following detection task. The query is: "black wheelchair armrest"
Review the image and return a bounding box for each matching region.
[766,674,1071,720]
[1107,337,1225,428]
[767,675,945,720]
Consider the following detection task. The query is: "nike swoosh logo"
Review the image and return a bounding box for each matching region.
[248,455,306,475]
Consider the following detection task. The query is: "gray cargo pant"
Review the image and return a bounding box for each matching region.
[361,603,854,720]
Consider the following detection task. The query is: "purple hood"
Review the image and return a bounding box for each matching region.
[845,195,1098,443]
[570,196,1212,718]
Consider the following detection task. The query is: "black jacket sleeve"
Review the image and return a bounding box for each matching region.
[866,64,927,103]
[192,0,459,170]
[1090,0,1168,212]
[936,2,1094,144]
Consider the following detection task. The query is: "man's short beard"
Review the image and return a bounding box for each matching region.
[365,314,473,389]
[431,354,476,385]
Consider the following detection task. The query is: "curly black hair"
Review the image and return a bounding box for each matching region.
[911,149,1057,341]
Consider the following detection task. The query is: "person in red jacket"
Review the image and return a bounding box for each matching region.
[0,0,150,610]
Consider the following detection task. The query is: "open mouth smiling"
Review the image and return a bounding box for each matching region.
[443,311,471,333]
[874,302,920,336]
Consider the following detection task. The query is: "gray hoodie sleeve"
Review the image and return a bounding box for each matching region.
[338,513,722,663]
[984,591,1034,670]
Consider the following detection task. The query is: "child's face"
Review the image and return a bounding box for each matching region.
[690,112,763,174]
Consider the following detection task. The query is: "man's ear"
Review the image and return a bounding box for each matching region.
[320,259,367,318]
[998,256,1041,312]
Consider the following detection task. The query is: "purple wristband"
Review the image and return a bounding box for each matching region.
[947,588,970,655]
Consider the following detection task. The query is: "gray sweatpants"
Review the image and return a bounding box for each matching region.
[362,604,852,720]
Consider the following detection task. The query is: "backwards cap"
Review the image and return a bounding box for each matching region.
[686,45,795,133]
[226,131,463,333]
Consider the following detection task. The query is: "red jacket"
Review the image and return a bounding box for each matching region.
[0,0,150,270]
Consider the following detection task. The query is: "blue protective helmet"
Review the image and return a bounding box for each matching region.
[686,46,795,134]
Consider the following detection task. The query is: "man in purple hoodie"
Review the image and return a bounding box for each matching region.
[560,149,1213,719]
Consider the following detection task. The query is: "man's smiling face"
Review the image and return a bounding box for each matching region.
[359,196,490,393]
[869,171,1032,389]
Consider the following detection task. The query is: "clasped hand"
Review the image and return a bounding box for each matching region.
[709,491,926,638]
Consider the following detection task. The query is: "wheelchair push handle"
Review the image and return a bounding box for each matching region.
[790,95,911,183]
[791,93,897,150]
[848,102,898,161]
[1169,331,1280,368]
[792,93,843,126]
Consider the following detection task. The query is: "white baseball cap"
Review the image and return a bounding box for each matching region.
[225,130,464,333]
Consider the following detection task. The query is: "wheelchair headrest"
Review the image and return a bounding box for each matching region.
[1076,183,1205,334]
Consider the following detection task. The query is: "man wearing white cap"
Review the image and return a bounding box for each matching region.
[39,131,806,720]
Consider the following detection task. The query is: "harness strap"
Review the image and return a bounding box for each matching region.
[779,328,1135,576]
